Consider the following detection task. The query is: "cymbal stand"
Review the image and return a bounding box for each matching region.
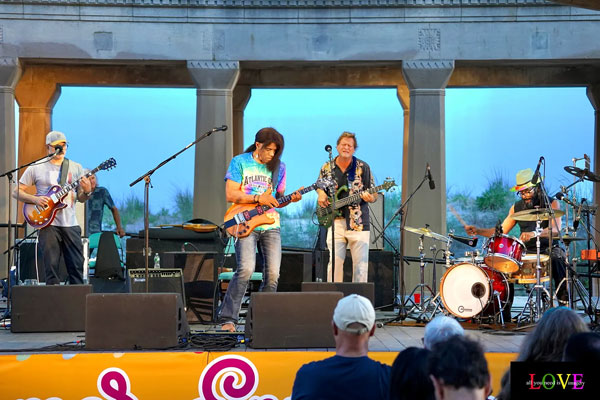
[404,234,443,322]
[518,216,551,325]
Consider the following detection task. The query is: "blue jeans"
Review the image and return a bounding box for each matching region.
[218,228,281,323]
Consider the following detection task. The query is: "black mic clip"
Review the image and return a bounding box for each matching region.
[324,144,332,153]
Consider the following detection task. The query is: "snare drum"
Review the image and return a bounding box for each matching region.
[440,262,509,319]
[511,254,551,284]
[484,234,525,274]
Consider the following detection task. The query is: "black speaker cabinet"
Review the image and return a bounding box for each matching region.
[17,239,68,283]
[11,285,92,332]
[161,252,220,324]
[128,268,185,307]
[85,293,189,350]
[301,282,375,305]
[278,251,313,292]
[313,250,394,309]
[245,292,343,349]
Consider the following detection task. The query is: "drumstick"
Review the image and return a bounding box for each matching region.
[448,205,469,231]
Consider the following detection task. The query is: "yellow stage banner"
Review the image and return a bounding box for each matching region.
[0,351,512,399]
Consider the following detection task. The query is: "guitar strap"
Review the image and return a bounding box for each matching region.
[58,158,70,186]
[271,159,281,197]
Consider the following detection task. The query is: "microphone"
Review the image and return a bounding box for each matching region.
[426,163,435,190]
[573,199,584,231]
[324,144,332,153]
[54,145,63,155]
[449,233,478,248]
[531,156,544,185]
[554,192,578,208]
[213,125,228,132]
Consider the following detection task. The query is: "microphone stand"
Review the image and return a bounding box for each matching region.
[326,149,337,282]
[129,125,227,292]
[1,150,59,318]
[375,171,429,321]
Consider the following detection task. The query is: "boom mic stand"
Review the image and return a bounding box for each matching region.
[130,125,228,293]
[375,171,429,322]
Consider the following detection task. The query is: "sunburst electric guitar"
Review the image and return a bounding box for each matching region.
[223,177,334,238]
[23,158,117,229]
[316,178,396,228]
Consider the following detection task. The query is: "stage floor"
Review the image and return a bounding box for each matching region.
[1,295,595,354]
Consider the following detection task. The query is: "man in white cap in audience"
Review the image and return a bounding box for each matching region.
[291,294,390,400]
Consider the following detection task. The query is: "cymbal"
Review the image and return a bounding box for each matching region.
[511,208,565,221]
[404,226,448,241]
[564,166,600,183]
[552,235,586,242]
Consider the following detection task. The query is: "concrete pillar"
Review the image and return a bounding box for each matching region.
[232,85,251,155]
[14,66,61,166]
[586,86,600,262]
[187,61,240,224]
[401,60,454,294]
[0,57,22,278]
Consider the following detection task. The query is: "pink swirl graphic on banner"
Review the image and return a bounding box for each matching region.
[98,368,138,400]
[198,355,259,400]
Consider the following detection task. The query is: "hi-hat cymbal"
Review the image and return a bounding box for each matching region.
[404,226,448,242]
[552,235,586,242]
[511,208,565,221]
[564,166,600,183]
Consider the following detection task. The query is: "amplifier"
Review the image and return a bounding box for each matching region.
[128,268,186,307]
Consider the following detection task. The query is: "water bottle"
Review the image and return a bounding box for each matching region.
[153,253,160,269]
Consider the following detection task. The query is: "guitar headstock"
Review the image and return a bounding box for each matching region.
[382,178,396,191]
[99,158,117,171]
[315,177,336,191]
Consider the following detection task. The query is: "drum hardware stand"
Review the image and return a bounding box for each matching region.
[517,216,551,326]
[375,168,430,323]
[404,234,444,322]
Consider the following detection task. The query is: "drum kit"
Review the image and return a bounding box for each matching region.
[402,207,564,325]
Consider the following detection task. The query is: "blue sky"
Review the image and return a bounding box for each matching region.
[49,86,594,215]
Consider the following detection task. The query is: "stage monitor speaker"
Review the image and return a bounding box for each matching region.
[245,292,343,349]
[11,285,92,333]
[278,251,313,292]
[301,282,375,305]
[128,268,185,307]
[85,293,189,350]
[161,252,220,324]
[313,250,394,309]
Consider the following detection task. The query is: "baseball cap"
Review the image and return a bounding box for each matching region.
[46,131,67,146]
[333,294,375,335]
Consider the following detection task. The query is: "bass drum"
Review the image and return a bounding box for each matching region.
[440,262,509,319]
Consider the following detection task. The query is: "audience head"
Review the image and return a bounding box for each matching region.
[518,307,589,362]
[423,316,465,349]
[563,332,600,363]
[333,294,375,336]
[428,335,491,400]
[389,347,434,400]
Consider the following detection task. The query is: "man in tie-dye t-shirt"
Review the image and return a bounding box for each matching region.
[218,127,301,332]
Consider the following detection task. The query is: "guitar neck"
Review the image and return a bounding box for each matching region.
[272,184,316,208]
[333,184,383,209]
[53,164,103,200]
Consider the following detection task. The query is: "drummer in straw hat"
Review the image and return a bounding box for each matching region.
[465,168,568,303]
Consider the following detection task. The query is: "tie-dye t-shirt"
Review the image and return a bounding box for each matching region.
[225,152,286,231]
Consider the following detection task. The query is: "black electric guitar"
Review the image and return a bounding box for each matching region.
[23,158,117,229]
[316,178,396,228]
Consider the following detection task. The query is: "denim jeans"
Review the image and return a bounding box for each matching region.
[218,228,281,323]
